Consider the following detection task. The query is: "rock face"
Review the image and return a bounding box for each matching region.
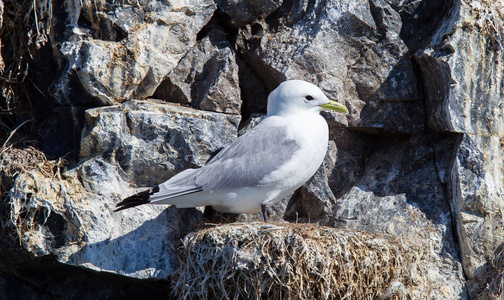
[80,100,240,186]
[153,27,242,114]
[52,0,217,106]
[7,100,240,279]
[1,0,503,298]
[415,1,504,296]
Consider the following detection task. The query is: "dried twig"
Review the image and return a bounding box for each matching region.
[1,119,33,150]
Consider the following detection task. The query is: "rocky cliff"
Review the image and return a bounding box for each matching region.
[0,0,503,299]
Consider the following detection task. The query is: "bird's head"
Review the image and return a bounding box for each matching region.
[267,80,349,116]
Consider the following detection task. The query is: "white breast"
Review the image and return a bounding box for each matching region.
[259,110,329,204]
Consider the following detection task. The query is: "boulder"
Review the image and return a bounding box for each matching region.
[415,1,504,295]
[80,100,240,186]
[7,165,188,279]
[215,0,283,27]
[153,27,242,115]
[51,0,216,106]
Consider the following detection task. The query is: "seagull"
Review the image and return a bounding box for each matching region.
[115,80,348,222]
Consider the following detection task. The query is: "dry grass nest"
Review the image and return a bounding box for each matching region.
[173,223,423,300]
[1,145,81,250]
[0,145,65,194]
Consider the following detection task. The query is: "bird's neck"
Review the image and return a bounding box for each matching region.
[267,106,321,117]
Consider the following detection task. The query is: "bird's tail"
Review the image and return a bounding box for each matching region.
[115,168,203,211]
[114,186,159,212]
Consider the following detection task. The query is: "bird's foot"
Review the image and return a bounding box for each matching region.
[261,204,269,223]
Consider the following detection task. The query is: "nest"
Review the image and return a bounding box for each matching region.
[173,223,421,299]
[0,146,75,252]
[0,145,65,193]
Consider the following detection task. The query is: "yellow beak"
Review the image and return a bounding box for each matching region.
[319,100,349,113]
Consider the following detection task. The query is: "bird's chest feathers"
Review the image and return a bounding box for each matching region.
[288,114,328,169]
[261,113,329,188]
[286,113,328,149]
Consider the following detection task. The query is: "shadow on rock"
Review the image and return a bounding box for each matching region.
[69,207,203,279]
[332,133,459,226]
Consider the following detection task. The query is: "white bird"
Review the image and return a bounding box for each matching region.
[115,80,348,222]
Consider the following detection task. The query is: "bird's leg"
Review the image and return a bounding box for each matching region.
[261,204,269,223]
[204,206,239,223]
[204,205,217,220]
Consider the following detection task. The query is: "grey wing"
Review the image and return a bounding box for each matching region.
[194,118,300,191]
[117,118,300,209]
[152,168,203,201]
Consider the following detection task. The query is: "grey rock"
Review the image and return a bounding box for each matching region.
[7,165,197,279]
[328,135,466,298]
[349,36,420,102]
[415,2,504,136]
[80,100,240,186]
[415,1,504,296]
[215,0,283,27]
[350,100,425,134]
[153,27,242,115]
[450,134,504,295]
[370,0,403,36]
[237,0,423,133]
[52,0,216,105]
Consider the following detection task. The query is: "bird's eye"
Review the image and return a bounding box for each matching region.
[305,95,314,101]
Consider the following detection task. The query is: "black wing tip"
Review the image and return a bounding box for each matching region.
[114,186,159,212]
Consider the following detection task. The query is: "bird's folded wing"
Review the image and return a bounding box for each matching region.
[116,118,300,210]
[150,168,203,203]
[194,118,300,191]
